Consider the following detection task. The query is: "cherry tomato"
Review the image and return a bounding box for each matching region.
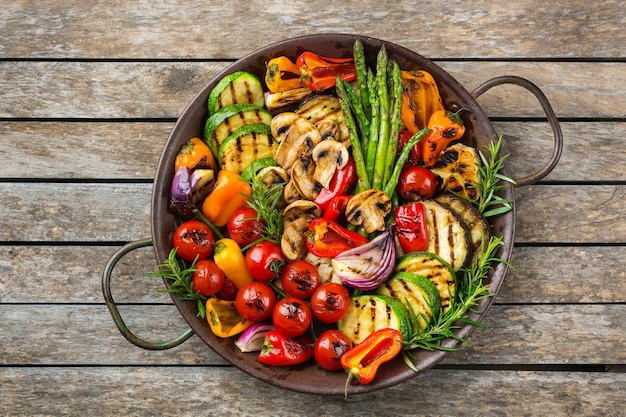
[314,329,353,371]
[226,207,265,247]
[397,165,437,201]
[235,281,276,322]
[397,129,422,166]
[310,282,351,324]
[215,276,238,301]
[280,260,321,299]
[245,241,286,281]
[272,297,313,338]
[191,259,224,296]
[172,220,214,262]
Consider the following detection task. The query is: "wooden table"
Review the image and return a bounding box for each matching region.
[1,1,624,415]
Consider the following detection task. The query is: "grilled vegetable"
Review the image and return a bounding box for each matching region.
[296,51,357,92]
[264,56,302,93]
[421,110,466,167]
[271,112,322,171]
[218,124,277,175]
[296,95,350,145]
[394,202,429,253]
[204,104,273,156]
[420,199,472,270]
[306,218,369,258]
[311,140,349,190]
[395,252,456,313]
[377,271,441,331]
[208,71,265,116]
[344,188,392,233]
[430,143,481,200]
[264,87,314,113]
[341,328,402,387]
[400,69,444,133]
[169,166,214,219]
[338,294,411,345]
[201,169,251,227]
[435,192,491,259]
[174,136,218,172]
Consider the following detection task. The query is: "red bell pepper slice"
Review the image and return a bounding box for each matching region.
[394,202,429,253]
[258,330,313,366]
[322,195,351,223]
[306,218,369,258]
[314,156,357,212]
[340,328,403,385]
[296,51,357,92]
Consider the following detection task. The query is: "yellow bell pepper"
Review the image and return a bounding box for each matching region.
[205,298,254,338]
[400,70,444,133]
[201,169,251,227]
[265,56,302,93]
[213,238,254,289]
[175,136,217,172]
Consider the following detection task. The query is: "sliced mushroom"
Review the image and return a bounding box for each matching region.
[283,180,303,205]
[311,140,349,189]
[282,199,321,226]
[257,165,288,188]
[315,119,340,141]
[291,155,321,200]
[281,217,310,260]
[345,189,392,233]
[271,112,322,171]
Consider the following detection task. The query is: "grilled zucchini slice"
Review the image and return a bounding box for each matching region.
[296,95,350,144]
[204,104,272,156]
[435,192,491,260]
[395,252,456,313]
[218,124,277,175]
[208,71,265,116]
[338,294,411,345]
[377,272,441,331]
[421,200,472,270]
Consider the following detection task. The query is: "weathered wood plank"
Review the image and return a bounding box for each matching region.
[0,183,623,243]
[1,304,623,365]
[0,367,623,416]
[2,0,624,59]
[1,61,625,119]
[2,246,624,304]
[2,121,623,182]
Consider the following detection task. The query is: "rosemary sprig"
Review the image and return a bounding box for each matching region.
[403,235,512,370]
[148,248,207,318]
[244,172,285,246]
[474,135,516,217]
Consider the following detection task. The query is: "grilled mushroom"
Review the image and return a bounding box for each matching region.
[345,189,392,233]
[271,112,322,171]
[281,217,311,260]
[283,180,303,205]
[291,155,321,200]
[282,200,321,226]
[311,140,349,189]
[257,165,288,187]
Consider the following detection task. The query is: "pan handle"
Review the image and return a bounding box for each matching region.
[471,75,563,187]
[102,238,194,350]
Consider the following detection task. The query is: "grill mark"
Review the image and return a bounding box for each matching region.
[447,215,456,266]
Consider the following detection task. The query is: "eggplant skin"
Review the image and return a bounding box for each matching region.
[420,200,472,270]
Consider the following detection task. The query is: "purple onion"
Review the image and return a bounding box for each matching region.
[169,167,214,219]
[235,322,274,352]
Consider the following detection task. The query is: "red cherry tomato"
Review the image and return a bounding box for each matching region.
[397,129,422,166]
[172,220,214,262]
[310,282,351,324]
[215,276,238,301]
[314,329,353,371]
[235,281,276,322]
[272,297,313,338]
[245,241,286,281]
[397,165,437,201]
[191,259,225,296]
[280,260,321,299]
[226,207,265,247]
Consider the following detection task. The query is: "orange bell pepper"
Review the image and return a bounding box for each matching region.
[340,328,403,385]
[421,110,466,167]
[265,56,302,93]
[201,169,251,227]
[400,70,444,134]
[175,137,217,172]
[296,51,357,92]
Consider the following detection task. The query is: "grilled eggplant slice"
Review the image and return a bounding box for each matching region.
[218,124,277,175]
[435,192,491,260]
[338,294,411,345]
[208,71,265,116]
[377,271,441,331]
[420,200,472,270]
[395,252,456,313]
[204,104,272,156]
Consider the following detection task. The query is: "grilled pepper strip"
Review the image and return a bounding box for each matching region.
[400,70,444,133]
[175,136,218,172]
[258,331,314,366]
[313,156,357,212]
[340,328,403,385]
[421,110,466,167]
[306,218,369,258]
[296,51,357,92]
[201,169,251,227]
[213,238,254,289]
[205,298,254,338]
[265,56,302,93]
[322,195,351,223]
[394,202,429,253]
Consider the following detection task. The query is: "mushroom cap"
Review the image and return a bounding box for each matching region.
[345,189,392,233]
[311,140,349,190]
[271,112,322,171]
